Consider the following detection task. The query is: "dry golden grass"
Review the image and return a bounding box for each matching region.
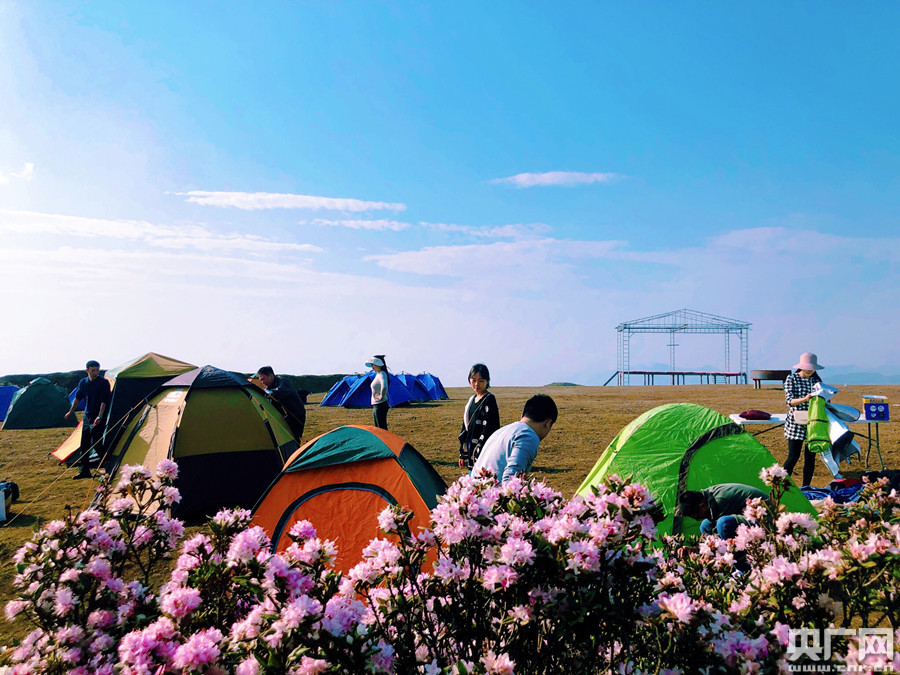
[0,383,897,643]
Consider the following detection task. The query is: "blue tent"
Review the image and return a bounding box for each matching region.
[0,385,19,422]
[67,388,85,413]
[320,375,360,407]
[396,373,432,402]
[417,373,449,400]
[321,372,417,408]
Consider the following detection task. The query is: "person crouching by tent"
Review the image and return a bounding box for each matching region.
[65,359,110,480]
[367,355,390,430]
[471,394,557,483]
[679,483,769,540]
[783,352,825,488]
[458,363,501,469]
[257,366,306,443]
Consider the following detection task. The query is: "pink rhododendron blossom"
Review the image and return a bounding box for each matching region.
[226,526,270,564]
[288,519,317,541]
[160,587,202,619]
[297,656,329,674]
[53,587,76,616]
[657,592,694,623]
[155,459,179,480]
[481,650,515,675]
[760,464,788,485]
[172,628,223,670]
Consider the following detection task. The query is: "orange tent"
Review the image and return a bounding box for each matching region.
[252,425,446,572]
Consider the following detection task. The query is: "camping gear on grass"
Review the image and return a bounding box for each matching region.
[104,365,297,519]
[2,378,76,430]
[253,425,447,572]
[576,403,816,537]
[0,480,19,522]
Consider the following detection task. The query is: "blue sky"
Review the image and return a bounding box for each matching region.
[1,1,898,385]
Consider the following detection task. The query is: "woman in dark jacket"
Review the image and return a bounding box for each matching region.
[458,363,501,469]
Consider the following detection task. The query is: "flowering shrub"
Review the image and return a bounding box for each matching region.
[350,472,659,674]
[3,461,184,674]
[2,460,899,673]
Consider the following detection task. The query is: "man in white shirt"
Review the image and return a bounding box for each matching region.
[471,394,558,483]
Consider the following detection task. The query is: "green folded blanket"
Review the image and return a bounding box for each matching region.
[806,396,831,453]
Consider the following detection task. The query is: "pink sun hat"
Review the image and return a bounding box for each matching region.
[793,352,825,370]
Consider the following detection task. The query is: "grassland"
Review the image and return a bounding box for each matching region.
[0,382,897,643]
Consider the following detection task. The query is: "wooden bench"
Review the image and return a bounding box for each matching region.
[749,369,792,389]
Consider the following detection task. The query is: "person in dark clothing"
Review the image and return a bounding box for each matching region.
[679,483,769,540]
[458,363,501,469]
[257,366,306,442]
[65,359,111,479]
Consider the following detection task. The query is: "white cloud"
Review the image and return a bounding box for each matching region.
[420,221,552,239]
[0,209,322,255]
[366,238,625,277]
[0,161,35,184]
[489,171,622,188]
[303,218,410,231]
[176,190,407,212]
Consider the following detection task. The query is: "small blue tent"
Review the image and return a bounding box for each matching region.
[417,373,449,400]
[320,375,360,407]
[321,372,416,408]
[396,373,432,402]
[0,385,20,422]
[67,388,85,412]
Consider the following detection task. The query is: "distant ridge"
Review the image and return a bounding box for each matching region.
[546,382,580,387]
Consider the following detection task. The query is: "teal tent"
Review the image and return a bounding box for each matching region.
[2,378,77,430]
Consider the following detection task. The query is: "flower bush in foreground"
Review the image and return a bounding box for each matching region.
[2,460,899,673]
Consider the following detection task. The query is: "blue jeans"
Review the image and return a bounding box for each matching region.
[700,515,740,540]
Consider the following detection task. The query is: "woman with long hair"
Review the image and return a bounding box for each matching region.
[458,363,501,469]
[367,355,390,430]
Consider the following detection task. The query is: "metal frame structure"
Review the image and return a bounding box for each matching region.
[615,309,751,386]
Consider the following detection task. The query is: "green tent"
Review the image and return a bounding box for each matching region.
[2,378,77,430]
[105,365,298,519]
[576,403,815,537]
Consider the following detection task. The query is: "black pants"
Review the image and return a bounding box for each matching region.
[78,418,103,474]
[784,438,815,487]
[373,401,389,430]
[284,408,306,442]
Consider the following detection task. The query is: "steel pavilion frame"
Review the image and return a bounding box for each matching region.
[615,309,751,386]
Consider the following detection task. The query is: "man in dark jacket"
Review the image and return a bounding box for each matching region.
[257,366,306,442]
[65,360,111,479]
[679,483,769,539]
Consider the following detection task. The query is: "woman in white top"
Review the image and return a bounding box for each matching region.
[367,355,390,430]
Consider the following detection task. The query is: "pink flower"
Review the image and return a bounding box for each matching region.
[481,650,515,675]
[297,656,329,674]
[288,519,317,541]
[481,564,518,591]
[760,464,788,486]
[236,658,261,675]
[155,459,179,480]
[54,587,77,616]
[226,526,270,564]
[172,628,223,670]
[498,537,535,567]
[657,592,695,623]
[160,587,202,619]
